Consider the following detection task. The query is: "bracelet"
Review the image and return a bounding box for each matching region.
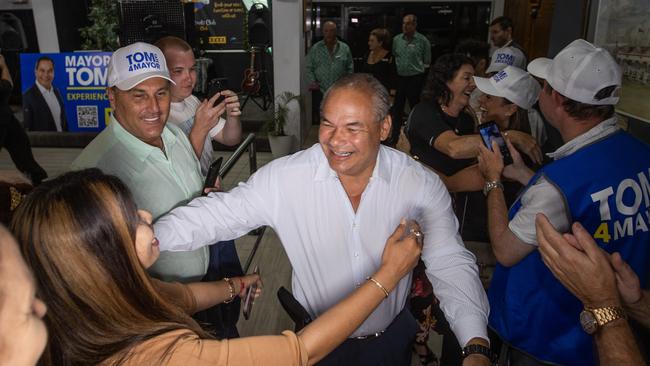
[223,277,236,303]
[366,277,389,298]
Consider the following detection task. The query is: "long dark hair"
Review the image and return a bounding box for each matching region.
[420,53,474,106]
[11,169,211,365]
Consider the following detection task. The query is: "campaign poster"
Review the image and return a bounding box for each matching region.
[194,0,246,50]
[20,52,112,132]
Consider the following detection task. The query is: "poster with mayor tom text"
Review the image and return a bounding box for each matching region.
[20,52,112,132]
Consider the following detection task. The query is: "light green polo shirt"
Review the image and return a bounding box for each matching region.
[392,32,431,76]
[306,39,354,93]
[71,115,208,283]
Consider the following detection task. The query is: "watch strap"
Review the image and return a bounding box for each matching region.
[483,180,504,196]
[462,344,493,360]
[589,306,626,327]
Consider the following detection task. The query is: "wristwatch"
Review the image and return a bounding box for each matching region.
[579,306,626,334]
[462,344,493,360]
[483,180,504,196]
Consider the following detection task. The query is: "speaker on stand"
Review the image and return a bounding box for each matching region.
[241,3,272,111]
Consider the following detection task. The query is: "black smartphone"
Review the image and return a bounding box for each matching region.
[207,79,227,106]
[243,265,259,320]
[202,157,223,196]
[478,121,513,165]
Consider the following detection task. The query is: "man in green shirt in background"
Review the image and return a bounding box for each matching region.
[306,21,353,123]
[389,14,431,145]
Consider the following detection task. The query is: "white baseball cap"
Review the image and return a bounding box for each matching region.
[486,46,527,73]
[107,42,175,91]
[473,66,541,110]
[527,39,621,105]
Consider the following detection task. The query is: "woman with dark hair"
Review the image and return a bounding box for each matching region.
[361,28,397,94]
[11,169,422,366]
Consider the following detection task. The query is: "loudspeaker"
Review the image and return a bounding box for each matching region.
[117,0,185,46]
[0,13,27,51]
[247,3,270,47]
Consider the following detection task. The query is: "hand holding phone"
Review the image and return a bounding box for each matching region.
[243,266,259,320]
[478,122,513,165]
[207,79,227,107]
[202,157,223,196]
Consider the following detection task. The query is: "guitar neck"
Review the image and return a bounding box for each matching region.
[249,48,256,69]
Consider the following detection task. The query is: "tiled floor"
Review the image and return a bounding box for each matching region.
[1,129,441,364]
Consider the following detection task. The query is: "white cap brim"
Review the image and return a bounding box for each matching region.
[527,58,551,80]
[113,71,175,91]
[473,76,503,99]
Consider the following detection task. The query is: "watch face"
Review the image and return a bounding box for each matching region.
[580,310,597,334]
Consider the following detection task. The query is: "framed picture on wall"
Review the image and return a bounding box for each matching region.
[592,0,650,122]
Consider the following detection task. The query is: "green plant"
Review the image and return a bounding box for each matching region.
[80,0,119,51]
[266,91,301,136]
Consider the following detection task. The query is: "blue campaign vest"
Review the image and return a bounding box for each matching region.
[489,131,650,365]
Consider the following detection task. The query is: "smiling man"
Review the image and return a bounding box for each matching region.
[23,56,68,132]
[71,42,208,284]
[154,73,490,365]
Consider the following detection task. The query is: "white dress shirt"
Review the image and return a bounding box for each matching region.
[154,144,489,344]
[509,117,620,244]
[36,81,62,132]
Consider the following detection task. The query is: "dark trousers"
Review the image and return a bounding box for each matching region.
[388,73,426,146]
[316,308,418,366]
[0,112,47,184]
[193,240,244,339]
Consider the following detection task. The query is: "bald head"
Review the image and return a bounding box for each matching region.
[323,21,338,45]
[402,14,417,37]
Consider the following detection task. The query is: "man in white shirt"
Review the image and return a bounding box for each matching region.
[22,57,68,132]
[156,36,242,174]
[155,73,491,365]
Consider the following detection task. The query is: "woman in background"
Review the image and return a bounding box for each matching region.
[361,28,397,95]
[11,169,422,366]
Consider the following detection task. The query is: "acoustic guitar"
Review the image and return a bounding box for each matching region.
[241,48,261,95]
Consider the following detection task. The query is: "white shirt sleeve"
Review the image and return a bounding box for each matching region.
[508,175,571,245]
[419,175,489,346]
[154,165,274,252]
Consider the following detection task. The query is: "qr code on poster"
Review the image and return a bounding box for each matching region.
[77,105,99,128]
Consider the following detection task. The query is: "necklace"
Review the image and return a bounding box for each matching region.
[368,49,387,64]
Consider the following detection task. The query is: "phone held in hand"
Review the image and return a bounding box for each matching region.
[478,121,513,165]
[243,265,259,320]
[207,79,226,107]
[202,157,223,196]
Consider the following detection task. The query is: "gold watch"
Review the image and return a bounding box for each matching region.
[579,306,626,334]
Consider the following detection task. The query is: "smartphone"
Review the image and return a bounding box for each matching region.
[207,79,227,106]
[478,121,513,165]
[243,266,259,320]
[202,157,223,196]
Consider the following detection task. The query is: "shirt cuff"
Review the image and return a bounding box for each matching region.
[451,313,489,347]
[208,118,226,138]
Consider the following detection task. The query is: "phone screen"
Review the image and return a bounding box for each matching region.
[478,122,513,165]
[243,266,259,320]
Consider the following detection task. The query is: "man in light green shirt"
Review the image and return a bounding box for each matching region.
[71,42,209,283]
[389,14,431,145]
[306,21,353,123]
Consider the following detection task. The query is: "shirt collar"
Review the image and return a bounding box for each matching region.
[36,81,53,94]
[110,114,177,162]
[547,117,619,160]
[313,144,391,184]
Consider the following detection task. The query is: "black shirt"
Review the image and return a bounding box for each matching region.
[361,51,397,92]
[406,100,476,175]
